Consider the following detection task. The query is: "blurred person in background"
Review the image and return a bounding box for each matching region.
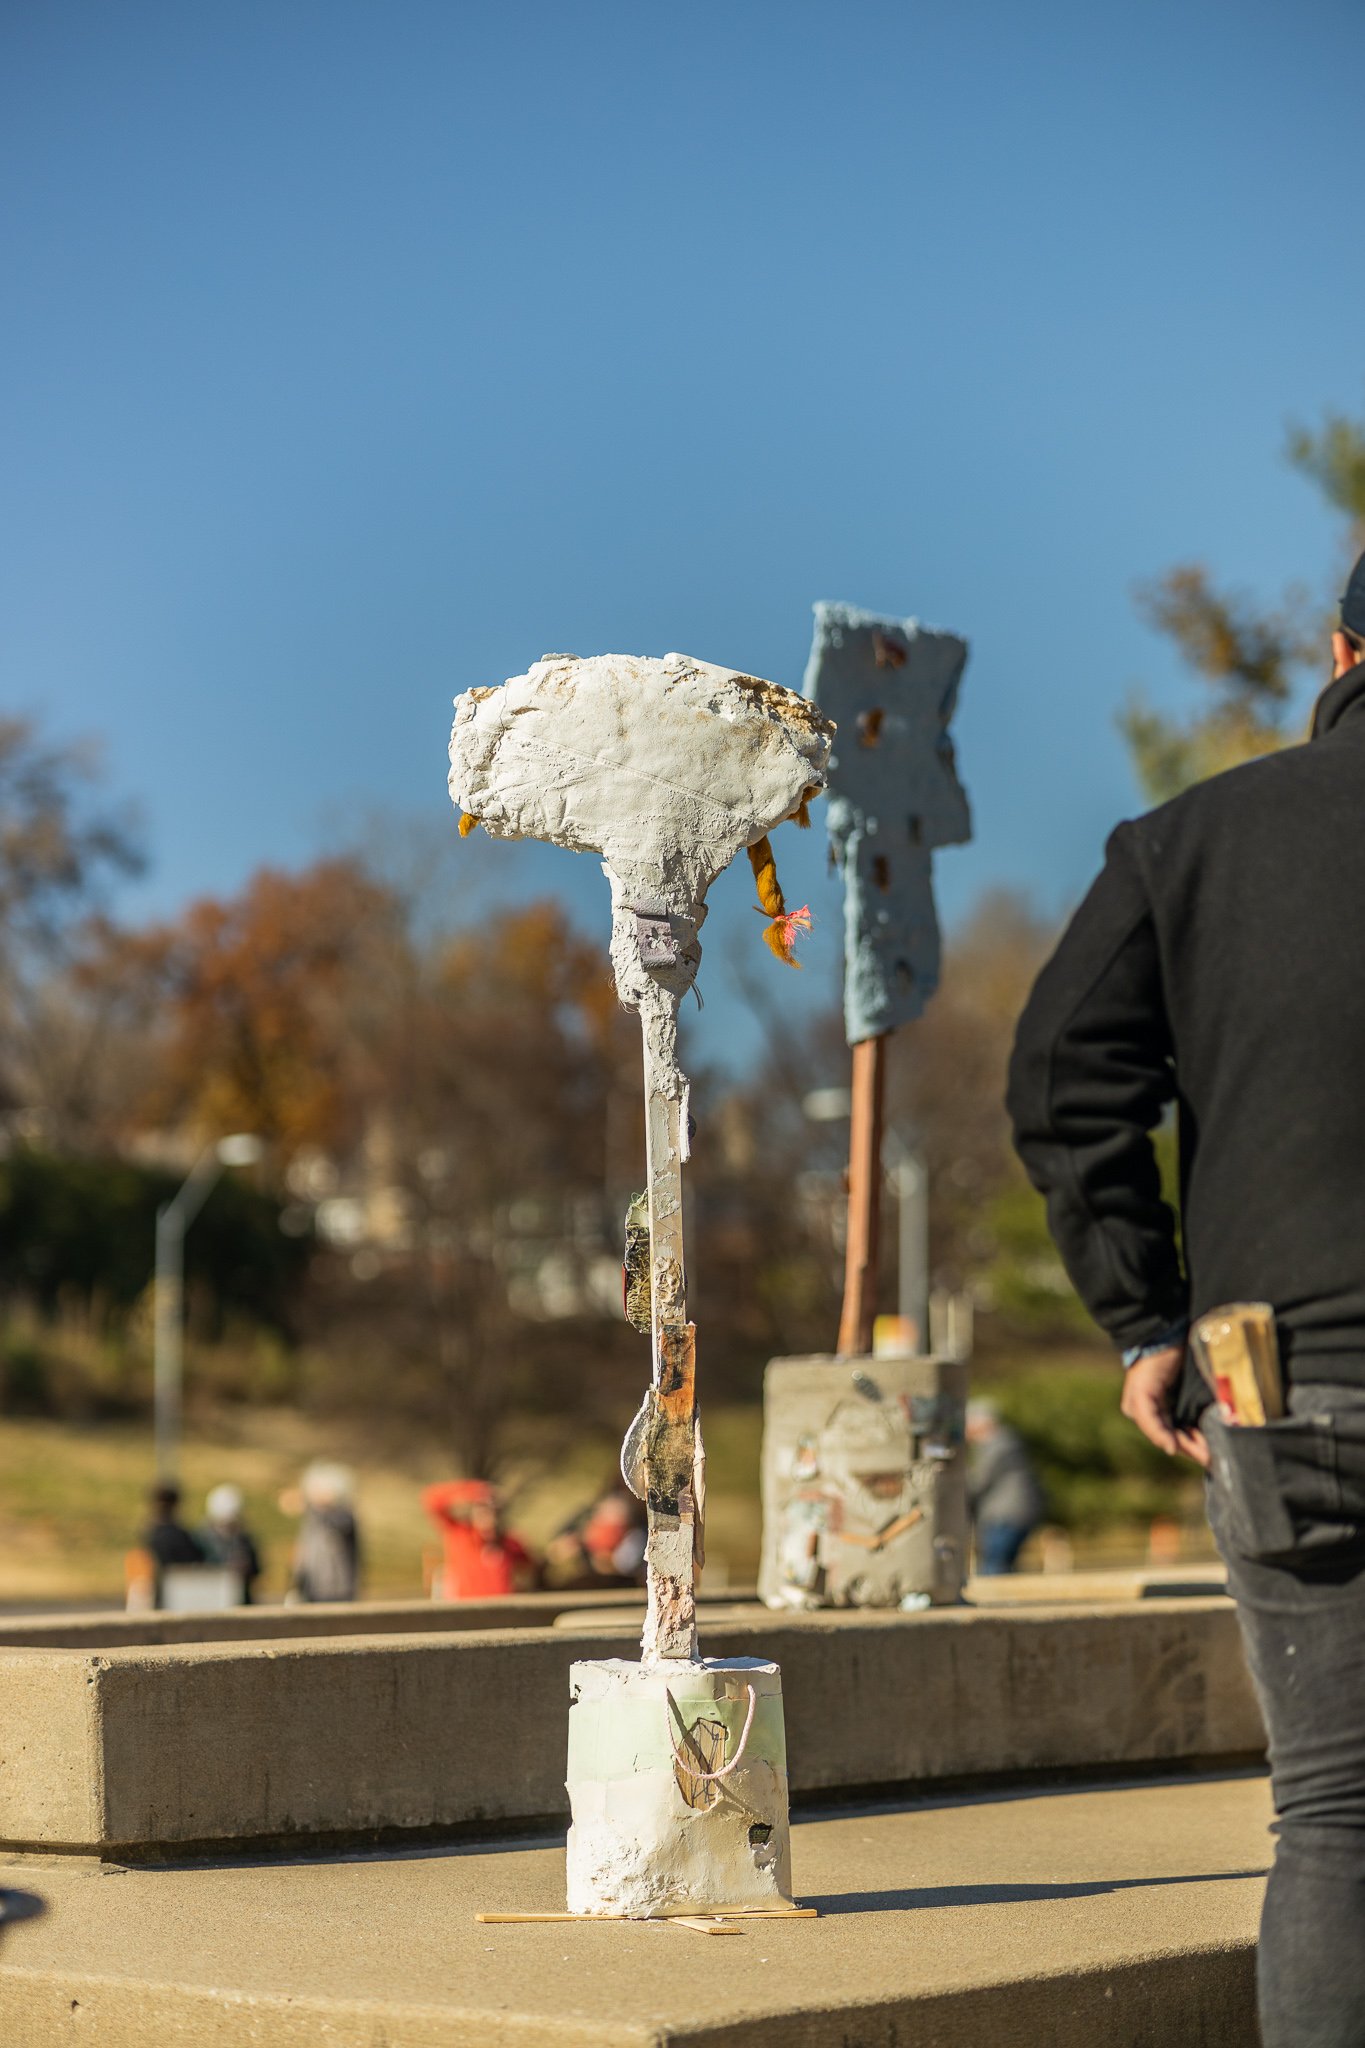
[965,1399,1045,1575]
[281,1462,361,1603]
[138,1483,207,1606]
[197,1484,263,1604]
[544,1477,648,1591]
[422,1479,538,1599]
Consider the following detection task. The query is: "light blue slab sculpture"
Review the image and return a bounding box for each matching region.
[804,602,971,1046]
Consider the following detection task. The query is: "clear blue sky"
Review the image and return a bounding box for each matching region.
[3,0,1362,1058]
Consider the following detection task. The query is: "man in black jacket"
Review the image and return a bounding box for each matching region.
[1008,552,1365,2048]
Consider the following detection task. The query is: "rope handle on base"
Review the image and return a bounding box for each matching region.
[666,1683,758,1783]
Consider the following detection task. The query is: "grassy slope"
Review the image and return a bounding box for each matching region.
[0,1405,769,1605]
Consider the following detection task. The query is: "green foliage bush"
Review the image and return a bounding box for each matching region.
[984,1178,1095,1335]
[0,1306,305,1422]
[986,1360,1203,1530]
[0,1147,310,1334]
[0,1148,312,1419]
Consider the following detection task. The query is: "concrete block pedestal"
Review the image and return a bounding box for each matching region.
[760,1352,970,1610]
[565,1656,792,1917]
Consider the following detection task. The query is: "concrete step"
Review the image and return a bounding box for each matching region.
[0,1599,1265,1857]
[0,1561,1228,1655]
[967,1563,1229,1604]
[0,1772,1271,2045]
[549,1566,1232,1631]
[0,1589,1268,1867]
[0,1588,740,1652]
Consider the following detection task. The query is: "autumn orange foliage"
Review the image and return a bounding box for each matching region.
[138,860,400,1154]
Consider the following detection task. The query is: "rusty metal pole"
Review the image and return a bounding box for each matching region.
[837,1033,886,1357]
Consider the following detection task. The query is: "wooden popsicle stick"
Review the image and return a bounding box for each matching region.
[705,1905,819,1918]
[837,1507,926,1553]
[475,1912,587,1923]
[475,1904,818,1924]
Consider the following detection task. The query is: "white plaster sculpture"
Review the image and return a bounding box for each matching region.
[450,650,832,1916]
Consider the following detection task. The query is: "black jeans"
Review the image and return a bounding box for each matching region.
[1205,1386,1365,2048]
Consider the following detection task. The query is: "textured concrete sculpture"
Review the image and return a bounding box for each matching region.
[758,1354,969,1610]
[801,602,971,1357]
[804,602,971,1047]
[756,603,972,1617]
[450,650,832,1915]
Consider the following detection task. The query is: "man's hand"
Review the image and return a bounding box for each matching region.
[1120,1346,1210,1468]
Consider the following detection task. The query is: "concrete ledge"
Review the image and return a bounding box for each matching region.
[967,1563,1229,1604]
[0,1567,1225,1652]
[0,1599,1265,1856]
[551,1565,1232,1632]
[0,1589,739,1651]
[0,1658,98,1850]
[0,1774,1271,2045]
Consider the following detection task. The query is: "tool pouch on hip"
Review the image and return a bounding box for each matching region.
[1206,1409,1365,1567]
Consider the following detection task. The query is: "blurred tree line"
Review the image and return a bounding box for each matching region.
[0,703,1078,1472]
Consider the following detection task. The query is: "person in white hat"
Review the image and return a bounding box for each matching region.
[197,1482,263,1604]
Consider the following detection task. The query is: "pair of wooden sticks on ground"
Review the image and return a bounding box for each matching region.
[475,1904,818,1938]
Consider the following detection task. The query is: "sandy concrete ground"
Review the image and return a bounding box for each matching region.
[0,1771,1271,2046]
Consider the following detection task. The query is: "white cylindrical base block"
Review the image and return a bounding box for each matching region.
[566,1656,792,1918]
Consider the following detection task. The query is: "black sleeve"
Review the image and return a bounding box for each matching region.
[1006,824,1186,1349]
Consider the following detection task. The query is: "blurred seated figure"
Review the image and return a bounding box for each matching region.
[128,1482,251,1611]
[281,1461,361,1603]
[422,1479,537,1599]
[197,1483,263,1604]
[965,1399,1045,1576]
[544,1478,648,1591]
[132,1483,206,1606]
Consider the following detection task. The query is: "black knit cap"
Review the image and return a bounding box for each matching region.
[1343,550,1365,641]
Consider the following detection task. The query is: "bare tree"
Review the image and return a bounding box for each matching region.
[0,717,145,1147]
[1121,401,1365,802]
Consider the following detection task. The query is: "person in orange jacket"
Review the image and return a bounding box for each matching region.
[421,1479,538,1599]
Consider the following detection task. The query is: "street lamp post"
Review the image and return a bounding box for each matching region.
[885,1129,929,1353]
[803,1089,928,1353]
[153,1134,263,1482]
